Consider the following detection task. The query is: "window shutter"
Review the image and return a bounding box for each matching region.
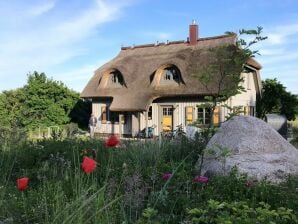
[244,106,250,116]
[185,106,193,124]
[213,106,220,125]
[101,106,107,123]
[120,114,125,124]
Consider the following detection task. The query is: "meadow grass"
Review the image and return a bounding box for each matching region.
[0,134,297,223]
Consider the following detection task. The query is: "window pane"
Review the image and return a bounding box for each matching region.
[148,106,152,120]
[163,108,167,115]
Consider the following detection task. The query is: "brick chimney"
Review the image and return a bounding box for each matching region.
[189,20,198,45]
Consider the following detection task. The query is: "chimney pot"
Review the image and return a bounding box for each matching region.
[189,21,199,45]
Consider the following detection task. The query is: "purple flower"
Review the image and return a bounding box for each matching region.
[193,175,209,183]
[162,172,173,181]
[245,180,256,189]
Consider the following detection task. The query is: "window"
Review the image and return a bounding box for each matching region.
[159,66,182,85]
[110,111,120,123]
[101,106,107,123]
[110,70,124,85]
[148,106,152,120]
[185,106,193,124]
[163,107,173,116]
[162,67,180,82]
[197,107,211,125]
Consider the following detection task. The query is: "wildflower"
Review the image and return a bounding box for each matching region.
[162,172,173,181]
[105,134,120,147]
[245,179,257,189]
[17,177,29,191]
[81,156,97,174]
[193,175,209,183]
[122,162,128,169]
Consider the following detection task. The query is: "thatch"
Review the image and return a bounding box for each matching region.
[81,34,261,111]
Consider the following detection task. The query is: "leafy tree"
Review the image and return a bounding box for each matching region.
[0,71,90,130]
[194,27,267,126]
[256,78,298,121]
[0,89,25,128]
[21,71,83,129]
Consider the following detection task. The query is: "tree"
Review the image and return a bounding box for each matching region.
[0,88,25,128]
[0,71,91,130]
[194,27,267,126]
[256,78,298,121]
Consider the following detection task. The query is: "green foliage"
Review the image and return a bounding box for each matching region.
[256,78,298,120]
[0,88,25,128]
[187,200,297,224]
[22,72,80,128]
[0,71,90,130]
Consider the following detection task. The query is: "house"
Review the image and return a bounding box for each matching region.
[81,21,262,137]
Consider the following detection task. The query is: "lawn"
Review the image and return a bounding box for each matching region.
[0,132,297,223]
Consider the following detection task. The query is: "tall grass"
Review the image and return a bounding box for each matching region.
[0,133,297,223]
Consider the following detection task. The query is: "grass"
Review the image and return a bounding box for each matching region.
[0,132,297,223]
[289,118,298,148]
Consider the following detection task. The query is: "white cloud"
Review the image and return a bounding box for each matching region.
[255,22,298,94]
[265,23,298,45]
[29,0,56,16]
[0,0,133,91]
[52,61,106,91]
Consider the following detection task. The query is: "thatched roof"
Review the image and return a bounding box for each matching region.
[81,34,261,111]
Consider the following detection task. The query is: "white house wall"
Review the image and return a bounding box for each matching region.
[229,72,257,108]
[91,100,131,135]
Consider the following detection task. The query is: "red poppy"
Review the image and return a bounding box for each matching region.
[105,135,120,147]
[17,177,29,191]
[81,156,97,174]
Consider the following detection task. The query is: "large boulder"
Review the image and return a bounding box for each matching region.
[198,116,298,183]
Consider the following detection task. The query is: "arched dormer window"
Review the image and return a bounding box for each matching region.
[151,64,183,87]
[161,67,181,82]
[99,69,126,89]
[110,70,124,86]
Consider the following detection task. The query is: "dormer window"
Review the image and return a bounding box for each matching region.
[111,70,124,85]
[161,66,181,84]
[99,69,126,89]
[151,64,183,87]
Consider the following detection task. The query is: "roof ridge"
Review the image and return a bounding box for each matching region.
[121,34,236,50]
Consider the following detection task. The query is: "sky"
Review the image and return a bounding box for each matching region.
[0,0,298,94]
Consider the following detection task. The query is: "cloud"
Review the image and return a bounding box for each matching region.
[29,0,56,16]
[255,22,298,93]
[0,0,133,91]
[52,61,106,91]
[265,23,298,45]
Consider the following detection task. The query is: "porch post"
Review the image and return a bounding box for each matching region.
[119,113,122,137]
[145,111,148,138]
[131,112,139,137]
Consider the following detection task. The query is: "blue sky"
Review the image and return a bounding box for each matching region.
[0,0,298,94]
